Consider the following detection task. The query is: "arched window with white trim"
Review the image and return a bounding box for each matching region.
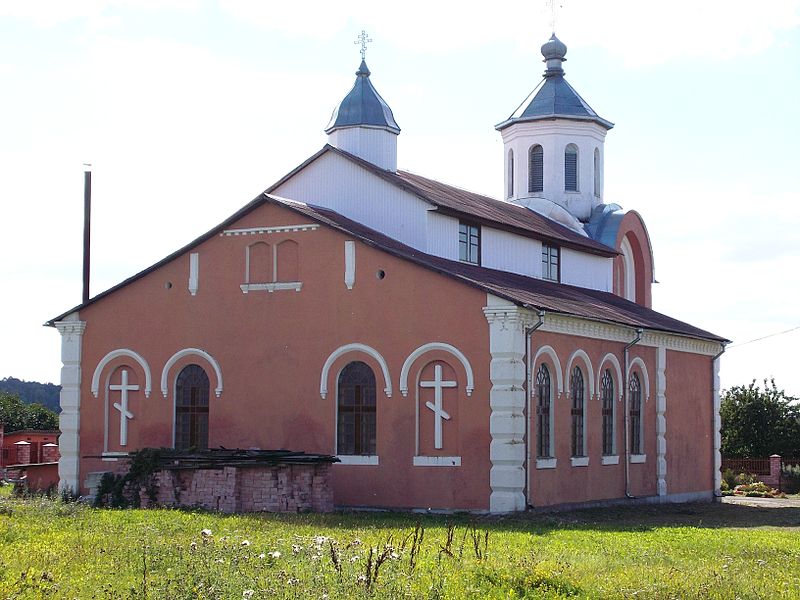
[175,364,210,450]
[337,361,376,456]
[565,144,579,192]
[629,372,643,455]
[529,144,543,193]
[570,366,585,458]
[601,369,615,456]
[535,364,553,458]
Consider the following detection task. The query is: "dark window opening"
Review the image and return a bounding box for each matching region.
[542,243,560,282]
[175,364,210,451]
[337,361,377,455]
[536,364,552,459]
[601,369,615,455]
[629,372,642,455]
[459,221,480,265]
[570,366,585,458]
[565,145,578,192]
[529,145,544,193]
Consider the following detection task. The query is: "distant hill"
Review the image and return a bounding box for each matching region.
[0,377,61,413]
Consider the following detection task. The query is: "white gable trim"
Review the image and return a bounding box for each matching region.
[161,348,223,398]
[532,345,564,396]
[399,342,474,397]
[320,343,392,399]
[596,353,624,400]
[564,349,595,399]
[627,356,651,401]
[91,348,152,399]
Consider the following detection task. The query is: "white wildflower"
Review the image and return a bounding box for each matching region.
[241,540,251,547]
[257,553,266,560]
[352,538,362,546]
[201,529,212,537]
[350,555,359,563]
[215,558,225,564]
[292,544,302,554]
[391,552,400,560]
[268,550,282,559]
[242,591,254,600]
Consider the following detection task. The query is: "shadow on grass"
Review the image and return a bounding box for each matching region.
[188,500,800,534]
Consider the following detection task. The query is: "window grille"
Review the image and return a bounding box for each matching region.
[565,144,578,192]
[529,145,543,193]
[570,366,585,457]
[459,221,480,265]
[337,361,377,455]
[629,372,642,455]
[175,364,210,451]
[536,364,552,458]
[542,243,560,281]
[601,369,614,455]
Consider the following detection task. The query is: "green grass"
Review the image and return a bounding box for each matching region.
[1,488,799,598]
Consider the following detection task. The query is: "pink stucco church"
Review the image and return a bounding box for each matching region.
[48,34,727,513]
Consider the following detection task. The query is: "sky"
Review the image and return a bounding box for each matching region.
[1,0,799,396]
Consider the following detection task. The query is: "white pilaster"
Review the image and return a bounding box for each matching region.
[655,345,667,496]
[54,313,86,493]
[483,294,533,513]
[189,252,199,296]
[713,352,723,493]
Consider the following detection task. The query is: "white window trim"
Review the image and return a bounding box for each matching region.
[601,455,619,465]
[413,456,461,467]
[240,282,302,293]
[536,457,557,469]
[630,454,647,464]
[570,456,589,467]
[336,455,379,466]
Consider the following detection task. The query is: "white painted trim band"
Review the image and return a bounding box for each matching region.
[221,224,319,236]
[536,458,557,469]
[336,455,379,465]
[320,343,392,399]
[601,455,620,465]
[399,342,475,397]
[240,282,302,293]
[570,456,589,467]
[161,348,223,398]
[413,456,461,467]
[91,349,152,399]
[630,454,647,464]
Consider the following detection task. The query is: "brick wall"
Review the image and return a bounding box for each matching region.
[137,463,333,513]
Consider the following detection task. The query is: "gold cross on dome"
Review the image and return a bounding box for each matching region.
[354,30,372,60]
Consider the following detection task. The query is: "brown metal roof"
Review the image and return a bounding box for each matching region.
[268,145,617,257]
[280,197,727,343]
[46,189,725,344]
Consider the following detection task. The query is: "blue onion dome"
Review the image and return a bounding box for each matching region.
[541,33,567,62]
[325,60,400,134]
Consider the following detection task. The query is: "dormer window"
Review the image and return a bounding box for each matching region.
[459,221,480,265]
[565,144,578,192]
[529,145,544,193]
[542,243,560,281]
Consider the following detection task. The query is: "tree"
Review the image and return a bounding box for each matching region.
[720,379,800,458]
[0,391,59,433]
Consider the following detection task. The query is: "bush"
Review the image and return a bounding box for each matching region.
[781,463,800,494]
[732,482,784,498]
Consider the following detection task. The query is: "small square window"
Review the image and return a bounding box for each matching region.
[542,243,560,281]
[459,222,480,265]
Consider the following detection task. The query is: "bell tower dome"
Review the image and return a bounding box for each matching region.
[496,34,613,225]
[326,59,401,171]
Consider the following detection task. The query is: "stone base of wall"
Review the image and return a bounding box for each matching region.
[140,463,333,513]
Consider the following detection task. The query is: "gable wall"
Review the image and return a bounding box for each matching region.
[76,202,493,510]
[272,152,430,252]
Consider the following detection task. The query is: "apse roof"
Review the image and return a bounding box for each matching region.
[325,60,400,134]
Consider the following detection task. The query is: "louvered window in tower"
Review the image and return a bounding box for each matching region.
[529,145,544,193]
[565,144,578,192]
[507,149,514,198]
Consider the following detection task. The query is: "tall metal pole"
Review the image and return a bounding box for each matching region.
[82,164,91,304]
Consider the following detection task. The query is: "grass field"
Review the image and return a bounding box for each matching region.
[1,485,799,599]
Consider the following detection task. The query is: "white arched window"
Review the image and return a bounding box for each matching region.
[529,145,543,193]
[564,144,578,192]
[508,149,514,198]
[570,366,586,458]
[601,368,615,455]
[535,363,553,458]
[593,147,600,197]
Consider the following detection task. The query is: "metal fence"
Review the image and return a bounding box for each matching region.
[720,457,771,475]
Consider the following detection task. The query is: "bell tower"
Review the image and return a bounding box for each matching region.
[496,34,613,226]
